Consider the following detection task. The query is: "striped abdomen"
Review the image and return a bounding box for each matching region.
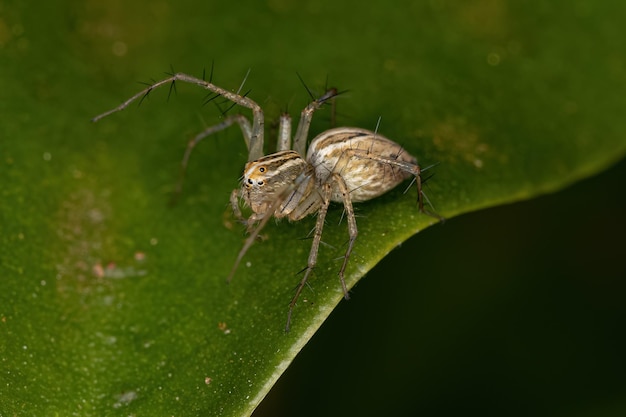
[307,127,416,202]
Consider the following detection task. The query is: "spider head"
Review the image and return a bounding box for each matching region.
[241,150,308,217]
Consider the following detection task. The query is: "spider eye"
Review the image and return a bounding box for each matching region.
[257,180,264,186]
[259,166,266,173]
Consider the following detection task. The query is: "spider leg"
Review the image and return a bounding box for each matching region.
[230,188,247,224]
[227,173,307,283]
[332,173,358,299]
[226,202,275,284]
[347,150,445,221]
[276,114,292,152]
[92,72,266,161]
[171,114,252,201]
[286,181,333,332]
[292,88,340,157]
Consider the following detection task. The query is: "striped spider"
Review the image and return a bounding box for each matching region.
[93,72,441,330]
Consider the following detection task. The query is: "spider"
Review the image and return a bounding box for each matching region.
[93,72,442,330]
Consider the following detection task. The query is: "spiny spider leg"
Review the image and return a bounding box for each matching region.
[172,114,252,199]
[286,180,333,332]
[293,88,338,157]
[332,173,358,299]
[227,172,312,283]
[338,149,445,221]
[285,173,356,332]
[92,73,266,161]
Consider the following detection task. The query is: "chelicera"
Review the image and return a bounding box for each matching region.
[93,71,442,330]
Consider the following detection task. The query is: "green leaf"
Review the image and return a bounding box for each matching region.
[1,0,625,416]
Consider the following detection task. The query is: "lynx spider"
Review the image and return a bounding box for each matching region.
[93,71,441,330]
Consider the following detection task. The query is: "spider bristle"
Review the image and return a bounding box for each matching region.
[421,172,436,184]
[294,265,316,280]
[137,79,155,88]
[209,60,215,83]
[333,88,350,97]
[220,89,251,116]
[221,102,236,116]
[421,162,441,172]
[212,100,226,114]
[236,68,252,95]
[137,87,153,107]
[202,92,220,106]
[403,176,417,194]
[296,72,316,101]
[167,79,177,102]
[373,116,382,135]
[395,147,406,160]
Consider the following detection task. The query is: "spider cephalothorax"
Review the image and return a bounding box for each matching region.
[93,72,441,330]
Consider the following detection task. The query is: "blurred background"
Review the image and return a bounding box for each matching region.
[256,158,626,416]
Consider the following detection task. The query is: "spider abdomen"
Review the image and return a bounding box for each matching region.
[307,127,416,202]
